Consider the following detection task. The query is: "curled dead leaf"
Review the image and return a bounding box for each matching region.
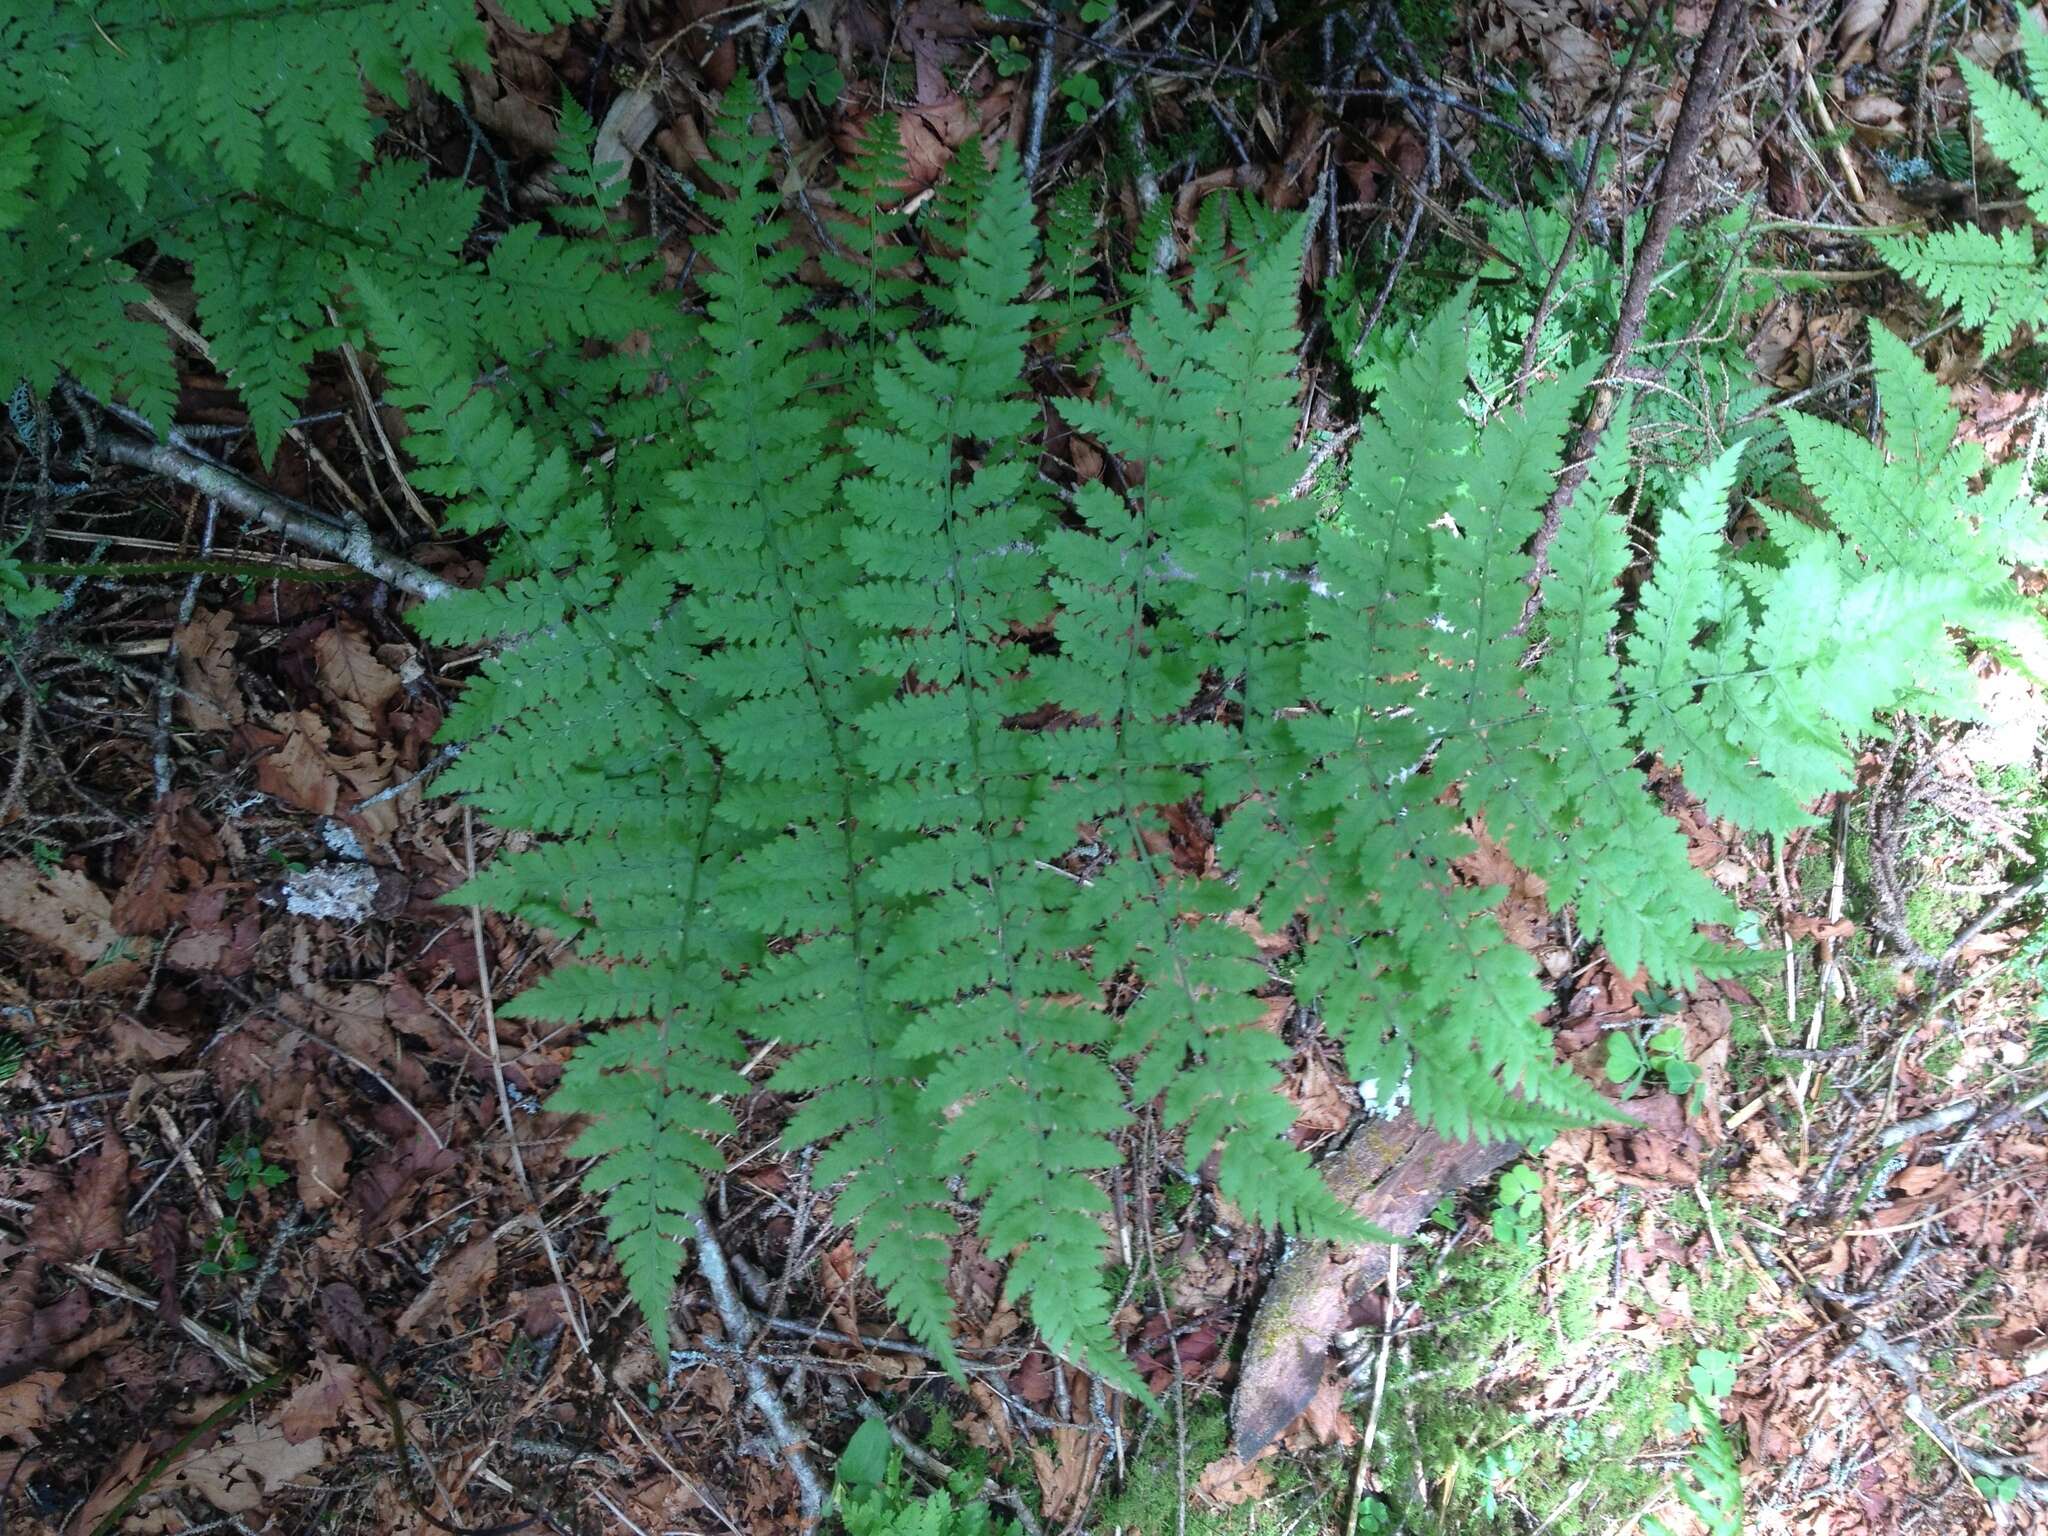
[1196,1449,1274,1507]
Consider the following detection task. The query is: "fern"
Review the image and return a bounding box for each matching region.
[1880,13,2048,349]
[3,0,640,452]
[27,5,2034,1394]
[1648,1397,1744,1536]
[388,85,2042,1377]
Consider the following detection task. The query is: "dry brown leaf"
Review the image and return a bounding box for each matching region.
[277,1354,375,1444]
[109,1018,188,1065]
[173,609,245,731]
[0,861,117,970]
[1027,1427,1100,1523]
[820,1238,863,1340]
[0,1372,63,1444]
[1285,1052,1352,1139]
[1843,93,1906,142]
[1290,1374,1359,1448]
[287,1112,351,1210]
[312,622,402,714]
[255,711,341,815]
[1833,0,1890,66]
[69,1438,149,1536]
[31,1128,128,1262]
[396,1231,498,1337]
[1730,1126,1804,1206]
[1751,301,1810,389]
[1843,0,1933,66]
[1196,1450,1274,1507]
[112,791,222,935]
[0,1259,89,1381]
[167,1421,329,1513]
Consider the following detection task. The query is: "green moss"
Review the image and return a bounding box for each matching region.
[1361,1234,1757,1534]
[1094,1398,1343,1536]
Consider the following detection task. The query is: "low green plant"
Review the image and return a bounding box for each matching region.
[196,1217,256,1278]
[1604,1018,1699,1099]
[1880,13,2048,350]
[1489,1163,1544,1249]
[217,1136,288,1202]
[784,31,845,108]
[1372,1223,1755,1534]
[834,1420,1013,1536]
[1060,71,1105,124]
[1330,183,1789,499]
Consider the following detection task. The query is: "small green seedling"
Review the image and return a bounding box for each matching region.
[835,1417,1015,1535]
[197,1218,256,1276]
[783,32,844,107]
[1061,72,1104,124]
[1688,1348,1738,1404]
[1490,1163,1543,1249]
[218,1136,288,1201]
[989,35,1032,77]
[1606,1022,1699,1098]
[1976,1472,2022,1503]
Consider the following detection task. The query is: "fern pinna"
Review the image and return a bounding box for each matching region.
[402,95,2038,1385]
[1879,12,2048,351]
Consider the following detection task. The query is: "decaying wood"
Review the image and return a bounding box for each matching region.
[1231,1119,1517,1461]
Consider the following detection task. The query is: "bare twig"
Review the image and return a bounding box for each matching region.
[1345,1243,1400,1536]
[1516,12,1656,396]
[97,437,453,602]
[62,1257,279,1379]
[152,497,219,798]
[1022,19,1059,186]
[1519,0,1751,631]
[691,1209,829,1526]
[1350,87,1439,357]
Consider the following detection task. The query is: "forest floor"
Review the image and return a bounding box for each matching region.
[3,1,2047,1534]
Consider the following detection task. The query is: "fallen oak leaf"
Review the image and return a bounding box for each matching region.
[31,1128,128,1263]
[395,1230,498,1338]
[0,860,118,972]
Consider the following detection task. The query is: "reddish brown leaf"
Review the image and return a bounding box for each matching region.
[30,1129,128,1262]
[173,608,244,731]
[0,861,117,971]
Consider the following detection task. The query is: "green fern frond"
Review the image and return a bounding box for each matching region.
[1879,14,2048,346]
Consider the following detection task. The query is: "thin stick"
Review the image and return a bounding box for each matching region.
[298,1029,447,1151]
[1345,1243,1401,1536]
[97,436,453,602]
[1519,0,1751,632]
[152,497,219,798]
[691,1209,830,1525]
[1022,19,1059,186]
[1516,9,1656,396]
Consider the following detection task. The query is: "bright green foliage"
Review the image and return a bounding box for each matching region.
[835,1420,1015,1536]
[1881,14,2048,349]
[3,0,619,457]
[1337,192,1786,499]
[1648,1397,1744,1536]
[18,2,2029,1396]
[390,93,2037,1379]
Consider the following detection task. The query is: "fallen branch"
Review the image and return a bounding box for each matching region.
[692,1209,829,1527]
[97,436,454,602]
[1518,0,1751,632]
